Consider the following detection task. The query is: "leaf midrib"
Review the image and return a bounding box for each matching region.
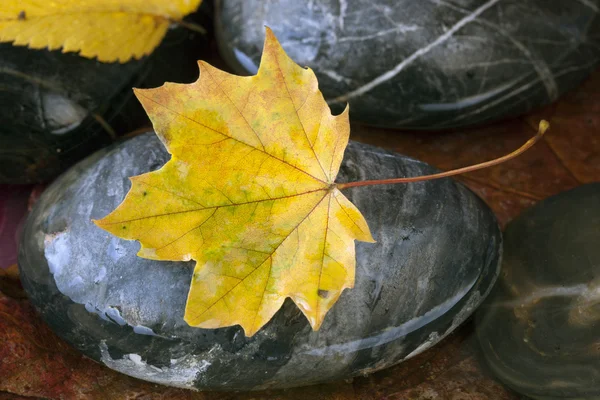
[99,187,329,225]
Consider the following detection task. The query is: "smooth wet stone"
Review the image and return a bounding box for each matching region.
[19,133,501,390]
[476,184,600,400]
[216,0,600,129]
[0,7,211,185]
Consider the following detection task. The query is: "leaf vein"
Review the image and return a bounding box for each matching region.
[202,66,266,151]
[135,91,327,185]
[186,191,331,324]
[271,54,329,181]
[100,189,328,225]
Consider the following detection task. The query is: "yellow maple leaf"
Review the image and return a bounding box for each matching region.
[95,28,374,336]
[0,0,202,63]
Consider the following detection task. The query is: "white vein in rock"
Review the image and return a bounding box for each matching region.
[329,0,503,104]
[477,19,559,101]
[577,0,599,13]
[338,0,348,30]
[338,25,419,42]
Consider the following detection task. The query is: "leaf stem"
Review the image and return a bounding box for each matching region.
[91,113,117,141]
[337,120,550,190]
[173,19,207,35]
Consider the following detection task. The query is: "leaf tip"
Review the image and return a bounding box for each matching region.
[335,102,351,120]
[363,233,376,244]
[263,25,281,52]
[196,59,211,74]
[91,218,103,228]
[309,306,334,332]
[264,25,275,37]
[132,87,151,100]
[242,326,259,337]
[91,216,113,230]
[310,321,323,332]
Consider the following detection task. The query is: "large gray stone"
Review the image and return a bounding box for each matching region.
[19,133,501,390]
[476,184,600,400]
[216,0,600,129]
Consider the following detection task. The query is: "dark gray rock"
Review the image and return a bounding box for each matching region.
[0,43,143,184]
[19,133,501,390]
[0,5,212,184]
[216,0,600,130]
[476,184,600,400]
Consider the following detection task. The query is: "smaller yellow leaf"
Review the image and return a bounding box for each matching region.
[0,0,202,63]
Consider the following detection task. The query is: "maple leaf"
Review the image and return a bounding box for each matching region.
[95,28,374,336]
[0,0,202,63]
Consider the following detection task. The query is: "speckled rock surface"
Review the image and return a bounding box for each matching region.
[476,183,600,400]
[216,0,600,129]
[19,133,501,390]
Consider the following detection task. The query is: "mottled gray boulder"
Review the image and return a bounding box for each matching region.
[477,184,600,400]
[19,133,501,390]
[216,0,600,129]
